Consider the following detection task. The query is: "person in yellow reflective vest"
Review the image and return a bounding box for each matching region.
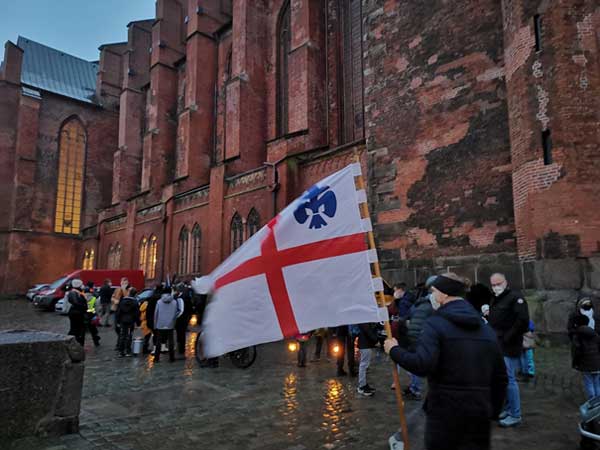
[84,283,101,347]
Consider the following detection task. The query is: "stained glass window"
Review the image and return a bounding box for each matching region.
[55,119,85,234]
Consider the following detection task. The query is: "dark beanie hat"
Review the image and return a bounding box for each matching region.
[431,275,465,296]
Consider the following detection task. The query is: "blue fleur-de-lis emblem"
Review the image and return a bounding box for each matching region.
[293,185,337,229]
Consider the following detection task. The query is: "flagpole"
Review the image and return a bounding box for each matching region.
[354,152,411,449]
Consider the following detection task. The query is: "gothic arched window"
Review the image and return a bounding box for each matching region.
[139,237,148,274]
[55,118,86,234]
[247,208,261,237]
[178,226,189,274]
[82,250,90,270]
[276,1,291,137]
[191,224,201,273]
[339,0,365,143]
[114,243,122,269]
[147,235,158,279]
[83,249,94,270]
[231,213,243,253]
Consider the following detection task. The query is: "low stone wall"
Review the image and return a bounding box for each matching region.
[381,253,600,337]
[0,330,84,441]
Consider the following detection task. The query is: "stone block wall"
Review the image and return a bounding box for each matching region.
[0,330,84,441]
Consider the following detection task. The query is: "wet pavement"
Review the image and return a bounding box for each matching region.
[0,298,584,450]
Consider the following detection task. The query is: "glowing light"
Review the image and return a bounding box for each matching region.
[288,342,298,352]
[332,344,340,355]
[189,315,198,326]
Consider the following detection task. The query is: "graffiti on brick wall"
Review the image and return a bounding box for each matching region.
[574,13,593,91]
[532,60,550,130]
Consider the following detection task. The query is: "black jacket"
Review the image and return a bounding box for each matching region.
[175,293,192,328]
[67,290,87,316]
[145,291,161,330]
[488,288,529,357]
[406,295,434,351]
[98,285,113,305]
[569,325,600,372]
[390,299,507,419]
[357,323,379,349]
[116,296,140,325]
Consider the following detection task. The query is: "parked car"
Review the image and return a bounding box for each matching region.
[34,269,145,311]
[26,284,50,301]
[54,292,71,315]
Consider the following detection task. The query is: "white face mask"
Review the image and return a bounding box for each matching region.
[492,283,506,297]
[121,283,128,290]
[393,291,402,299]
[430,292,442,311]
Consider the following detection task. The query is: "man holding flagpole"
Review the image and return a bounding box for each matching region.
[384,273,508,450]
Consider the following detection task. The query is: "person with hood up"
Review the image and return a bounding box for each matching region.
[153,290,183,362]
[115,288,139,357]
[384,273,507,450]
[568,298,600,399]
[67,279,88,346]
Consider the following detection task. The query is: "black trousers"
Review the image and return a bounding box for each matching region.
[118,323,135,355]
[425,415,491,450]
[154,329,175,361]
[314,335,323,358]
[68,314,85,346]
[298,341,307,367]
[336,334,356,372]
[175,318,189,355]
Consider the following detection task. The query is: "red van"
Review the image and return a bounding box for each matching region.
[33,269,145,310]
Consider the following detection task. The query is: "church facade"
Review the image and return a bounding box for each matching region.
[0,0,599,295]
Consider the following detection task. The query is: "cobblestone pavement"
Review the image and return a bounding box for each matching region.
[1,299,583,450]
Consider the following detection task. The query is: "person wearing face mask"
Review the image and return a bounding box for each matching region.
[568,300,600,400]
[487,273,529,428]
[384,273,507,450]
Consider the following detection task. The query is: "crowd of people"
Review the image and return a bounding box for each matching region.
[66,277,197,362]
[291,272,539,449]
[64,271,598,449]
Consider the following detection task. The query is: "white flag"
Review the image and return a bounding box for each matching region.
[193,163,382,357]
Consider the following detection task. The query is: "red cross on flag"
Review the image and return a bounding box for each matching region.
[192,163,384,358]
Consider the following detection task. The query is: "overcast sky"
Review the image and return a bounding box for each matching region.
[0,0,156,62]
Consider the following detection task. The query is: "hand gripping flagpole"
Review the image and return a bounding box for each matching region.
[354,152,410,450]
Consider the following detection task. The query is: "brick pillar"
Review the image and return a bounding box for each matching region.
[207,165,225,270]
[225,0,268,173]
[113,21,153,203]
[502,1,600,260]
[10,92,41,230]
[288,0,327,148]
[175,0,228,184]
[141,0,186,193]
[96,43,127,111]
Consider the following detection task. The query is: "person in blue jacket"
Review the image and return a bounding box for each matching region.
[384,273,507,450]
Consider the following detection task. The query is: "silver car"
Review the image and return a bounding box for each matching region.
[26,284,49,301]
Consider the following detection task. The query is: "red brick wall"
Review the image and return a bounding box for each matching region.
[362,0,516,270]
[503,0,600,260]
[0,53,118,293]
